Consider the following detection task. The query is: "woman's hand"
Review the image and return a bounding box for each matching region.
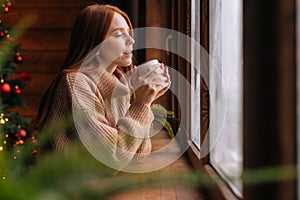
[133,84,158,106]
[153,63,171,100]
[130,63,165,89]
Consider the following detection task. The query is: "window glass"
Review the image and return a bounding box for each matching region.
[209,0,243,197]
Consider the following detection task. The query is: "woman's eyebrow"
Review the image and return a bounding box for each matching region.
[111,27,130,32]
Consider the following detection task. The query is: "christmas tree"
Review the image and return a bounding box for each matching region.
[0,0,34,169]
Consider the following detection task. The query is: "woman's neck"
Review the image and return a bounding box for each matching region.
[105,63,118,74]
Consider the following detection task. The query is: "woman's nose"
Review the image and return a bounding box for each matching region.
[126,35,135,46]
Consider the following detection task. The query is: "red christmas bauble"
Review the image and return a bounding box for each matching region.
[0,82,11,94]
[13,86,21,95]
[0,31,5,38]
[5,1,12,8]
[19,72,32,83]
[31,149,38,155]
[20,129,27,137]
[14,54,23,64]
[3,7,9,14]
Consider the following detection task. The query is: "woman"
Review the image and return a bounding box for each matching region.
[35,4,170,170]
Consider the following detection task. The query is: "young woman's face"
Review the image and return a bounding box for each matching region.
[98,12,134,71]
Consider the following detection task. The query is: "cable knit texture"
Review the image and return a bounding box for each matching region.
[36,69,153,168]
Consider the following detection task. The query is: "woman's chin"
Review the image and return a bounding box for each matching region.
[120,59,132,67]
[113,56,132,67]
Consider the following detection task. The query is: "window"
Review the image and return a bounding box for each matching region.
[190,0,243,197]
[188,0,297,198]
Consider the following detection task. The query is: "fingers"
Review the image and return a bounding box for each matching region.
[133,84,158,106]
[147,76,168,86]
[155,87,168,100]
[139,63,163,79]
[146,63,171,92]
[129,62,171,97]
[153,65,171,100]
[131,66,161,87]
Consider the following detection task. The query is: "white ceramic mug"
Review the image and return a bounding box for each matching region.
[137,59,159,69]
[128,59,167,90]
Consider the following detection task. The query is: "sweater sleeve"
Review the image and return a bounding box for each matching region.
[67,72,153,170]
[117,102,153,160]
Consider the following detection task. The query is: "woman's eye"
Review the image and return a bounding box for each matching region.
[113,30,131,37]
[115,32,122,37]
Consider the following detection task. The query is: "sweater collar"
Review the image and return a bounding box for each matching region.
[83,67,130,99]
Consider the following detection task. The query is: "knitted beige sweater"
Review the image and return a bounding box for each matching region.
[36,69,153,169]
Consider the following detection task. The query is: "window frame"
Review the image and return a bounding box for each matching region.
[185,0,243,199]
[184,0,297,199]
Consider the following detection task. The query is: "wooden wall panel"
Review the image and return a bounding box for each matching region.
[146,0,171,62]
[15,51,65,73]
[19,30,70,51]
[11,94,42,117]
[13,0,91,8]
[2,8,81,29]
[145,0,172,109]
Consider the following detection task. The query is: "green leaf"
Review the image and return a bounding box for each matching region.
[151,104,175,118]
[154,118,175,139]
[162,120,175,139]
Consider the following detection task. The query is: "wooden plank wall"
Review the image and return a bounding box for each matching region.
[145,0,172,110]
[1,0,95,120]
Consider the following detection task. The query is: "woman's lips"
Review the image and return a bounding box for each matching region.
[123,51,132,57]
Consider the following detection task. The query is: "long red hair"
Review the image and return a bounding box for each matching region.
[61,3,134,76]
